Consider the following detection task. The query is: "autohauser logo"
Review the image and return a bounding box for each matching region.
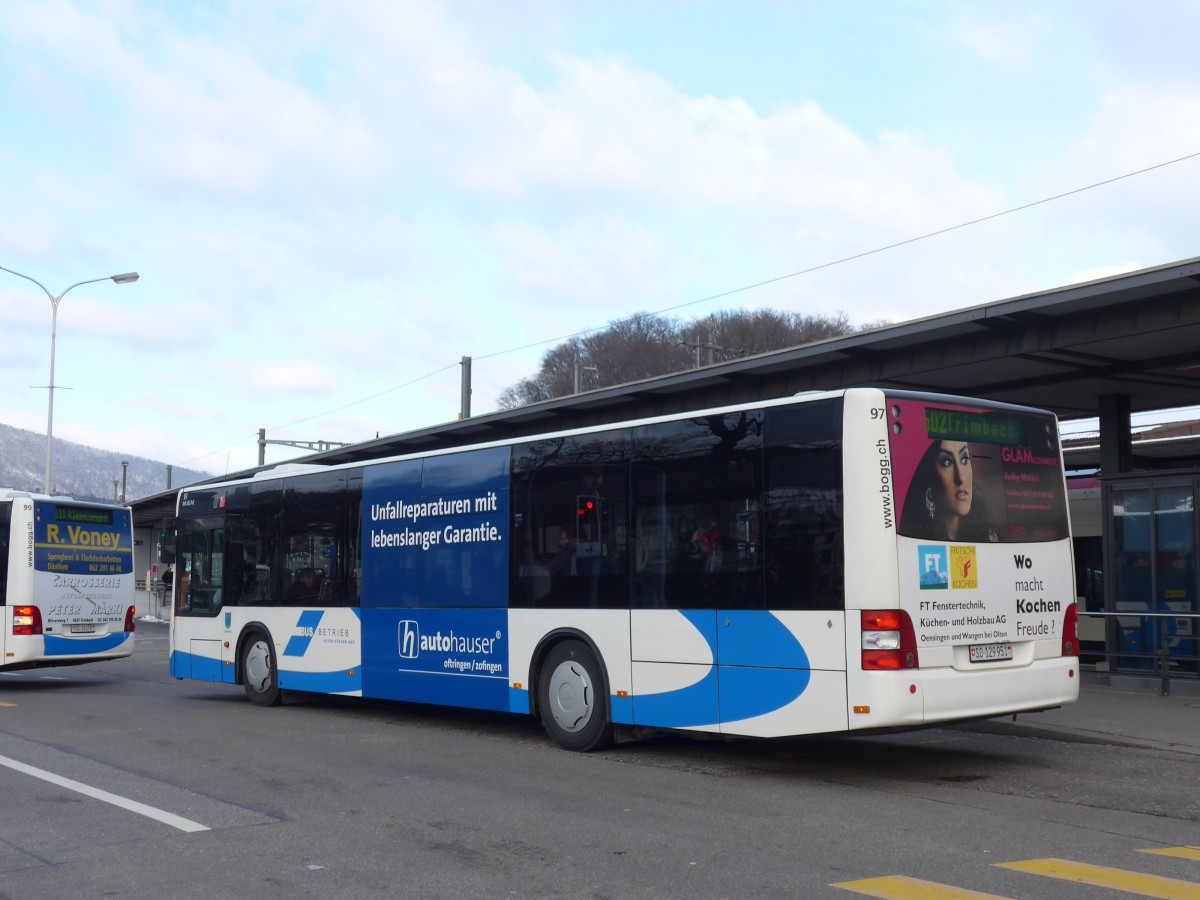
[398,620,420,659]
[398,620,501,658]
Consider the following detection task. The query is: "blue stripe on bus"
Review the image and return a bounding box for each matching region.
[509,685,530,714]
[278,667,362,694]
[632,664,720,728]
[611,692,634,723]
[169,650,227,683]
[43,633,131,656]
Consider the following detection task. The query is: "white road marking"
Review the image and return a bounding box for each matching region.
[0,754,210,832]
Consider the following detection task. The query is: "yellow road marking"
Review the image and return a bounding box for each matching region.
[831,875,1014,898]
[997,858,1200,899]
[0,701,16,707]
[1142,847,1200,862]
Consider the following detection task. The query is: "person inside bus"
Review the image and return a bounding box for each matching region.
[547,528,575,577]
[176,567,190,611]
[178,566,207,610]
[900,440,998,542]
[690,513,731,572]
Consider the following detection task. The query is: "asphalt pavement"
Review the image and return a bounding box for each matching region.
[965,669,1200,756]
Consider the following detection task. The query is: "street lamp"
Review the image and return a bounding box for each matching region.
[0,265,140,494]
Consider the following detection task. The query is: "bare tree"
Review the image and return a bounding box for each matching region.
[681,310,855,364]
[496,308,875,409]
[580,314,691,384]
[496,339,585,409]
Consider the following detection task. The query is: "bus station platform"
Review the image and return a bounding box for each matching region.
[963,671,1200,756]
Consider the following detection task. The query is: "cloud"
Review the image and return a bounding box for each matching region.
[245,360,345,398]
[490,217,668,304]
[5,0,1200,471]
[949,18,1036,64]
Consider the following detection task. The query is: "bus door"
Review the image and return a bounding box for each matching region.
[171,515,233,683]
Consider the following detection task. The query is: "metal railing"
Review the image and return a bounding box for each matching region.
[1078,611,1199,695]
[132,580,173,620]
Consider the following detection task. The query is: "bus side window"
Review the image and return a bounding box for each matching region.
[763,400,844,611]
[281,471,347,608]
[510,431,631,610]
[633,412,764,611]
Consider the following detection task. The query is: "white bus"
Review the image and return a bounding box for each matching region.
[0,490,137,670]
[168,388,1079,750]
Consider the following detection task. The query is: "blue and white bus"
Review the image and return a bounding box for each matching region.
[1,490,137,670]
[168,388,1079,750]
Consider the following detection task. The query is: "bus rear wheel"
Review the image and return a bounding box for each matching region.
[538,640,612,752]
[241,633,281,707]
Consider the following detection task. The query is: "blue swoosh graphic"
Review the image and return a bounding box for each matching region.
[44,633,131,656]
[283,610,325,657]
[633,611,812,728]
[717,610,812,668]
[719,611,813,723]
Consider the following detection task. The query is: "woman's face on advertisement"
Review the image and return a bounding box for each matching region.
[935,441,972,517]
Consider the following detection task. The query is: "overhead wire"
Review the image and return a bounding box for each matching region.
[179,363,460,467]
[183,148,1200,468]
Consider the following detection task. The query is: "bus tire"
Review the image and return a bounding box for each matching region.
[241,632,281,707]
[538,640,613,752]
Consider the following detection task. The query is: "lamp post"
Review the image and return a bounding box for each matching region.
[0,265,139,493]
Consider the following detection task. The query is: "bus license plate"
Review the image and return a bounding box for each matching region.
[969,642,1012,663]
[69,624,95,634]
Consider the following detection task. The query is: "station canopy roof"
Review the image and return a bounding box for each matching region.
[133,254,1200,527]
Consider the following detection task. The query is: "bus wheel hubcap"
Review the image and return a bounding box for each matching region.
[548,660,592,733]
[245,641,271,691]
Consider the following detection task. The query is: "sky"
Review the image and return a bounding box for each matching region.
[2,0,1200,481]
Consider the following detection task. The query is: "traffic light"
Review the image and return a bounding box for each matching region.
[575,495,601,557]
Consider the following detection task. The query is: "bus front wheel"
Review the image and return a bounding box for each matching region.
[241,633,281,707]
[538,640,613,752]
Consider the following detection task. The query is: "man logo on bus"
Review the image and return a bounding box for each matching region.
[398,620,420,659]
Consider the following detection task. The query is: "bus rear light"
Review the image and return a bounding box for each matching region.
[863,631,902,651]
[862,651,903,670]
[13,606,43,636]
[1061,603,1078,657]
[124,606,137,633]
[861,609,919,670]
[861,610,903,631]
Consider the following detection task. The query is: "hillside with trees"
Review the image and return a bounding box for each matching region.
[497,309,884,409]
[0,423,211,503]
